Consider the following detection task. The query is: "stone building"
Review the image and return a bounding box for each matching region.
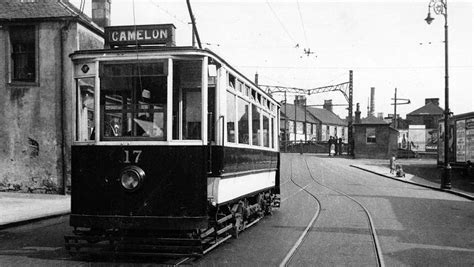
[353,104,399,159]
[0,0,108,193]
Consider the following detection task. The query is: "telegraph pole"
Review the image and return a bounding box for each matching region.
[348,70,354,156]
[394,88,397,129]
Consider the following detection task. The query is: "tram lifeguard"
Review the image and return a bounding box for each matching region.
[105,24,176,47]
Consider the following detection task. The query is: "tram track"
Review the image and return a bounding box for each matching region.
[280,155,385,267]
[279,157,322,266]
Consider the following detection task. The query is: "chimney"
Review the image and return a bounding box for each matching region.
[355,103,361,124]
[370,87,375,117]
[92,0,111,28]
[294,95,306,106]
[254,72,259,86]
[425,98,439,106]
[323,99,333,112]
[377,112,383,119]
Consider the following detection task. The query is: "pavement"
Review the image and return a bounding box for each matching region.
[0,158,472,229]
[0,192,70,228]
[351,163,474,201]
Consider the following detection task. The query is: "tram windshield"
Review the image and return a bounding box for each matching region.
[99,61,167,140]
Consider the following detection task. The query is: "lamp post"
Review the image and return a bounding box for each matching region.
[425,0,451,189]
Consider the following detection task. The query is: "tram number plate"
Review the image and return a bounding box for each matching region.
[123,150,142,163]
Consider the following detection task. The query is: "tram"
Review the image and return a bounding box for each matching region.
[65,24,280,256]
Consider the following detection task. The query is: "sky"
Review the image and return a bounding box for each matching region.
[72,0,473,119]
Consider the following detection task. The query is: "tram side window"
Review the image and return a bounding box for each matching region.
[172,60,202,140]
[263,114,270,147]
[99,61,167,140]
[75,77,95,141]
[227,91,236,143]
[252,104,261,146]
[271,117,275,149]
[237,97,249,144]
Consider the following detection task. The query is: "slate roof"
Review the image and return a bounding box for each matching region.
[0,0,102,35]
[281,103,346,126]
[355,115,389,125]
[306,106,346,126]
[407,102,444,116]
[280,103,318,123]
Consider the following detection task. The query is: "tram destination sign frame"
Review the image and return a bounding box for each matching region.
[104,24,176,47]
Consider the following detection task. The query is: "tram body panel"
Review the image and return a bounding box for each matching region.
[207,146,279,204]
[71,145,208,230]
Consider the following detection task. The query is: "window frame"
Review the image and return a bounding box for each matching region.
[99,60,169,141]
[366,127,377,144]
[8,24,39,86]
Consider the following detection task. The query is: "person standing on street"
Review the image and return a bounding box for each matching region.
[338,138,343,155]
[328,136,333,156]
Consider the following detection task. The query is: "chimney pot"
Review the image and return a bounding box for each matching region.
[425,98,439,106]
[323,99,333,112]
[92,0,111,28]
[355,103,361,124]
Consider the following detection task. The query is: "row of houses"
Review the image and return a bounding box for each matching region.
[280,97,348,144]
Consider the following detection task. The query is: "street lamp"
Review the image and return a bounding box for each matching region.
[425,0,451,189]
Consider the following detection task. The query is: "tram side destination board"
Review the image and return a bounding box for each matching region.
[105,24,176,47]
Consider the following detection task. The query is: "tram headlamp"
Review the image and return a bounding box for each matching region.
[120,166,145,191]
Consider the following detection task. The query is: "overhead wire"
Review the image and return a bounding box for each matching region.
[148,0,188,26]
[295,0,308,48]
[265,0,298,46]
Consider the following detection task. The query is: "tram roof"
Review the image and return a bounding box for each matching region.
[71,46,279,106]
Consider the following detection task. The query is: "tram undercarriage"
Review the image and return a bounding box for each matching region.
[65,190,280,257]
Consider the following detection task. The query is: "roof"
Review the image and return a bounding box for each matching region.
[280,103,318,123]
[0,0,103,35]
[356,115,389,125]
[280,103,346,126]
[306,106,346,126]
[407,102,444,116]
[452,111,474,121]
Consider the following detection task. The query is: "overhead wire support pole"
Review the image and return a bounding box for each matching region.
[261,70,354,154]
[186,0,202,49]
[348,70,353,156]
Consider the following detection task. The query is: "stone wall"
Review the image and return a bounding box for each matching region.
[0,21,103,193]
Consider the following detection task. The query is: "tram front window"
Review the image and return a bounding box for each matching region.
[75,77,95,141]
[99,61,167,140]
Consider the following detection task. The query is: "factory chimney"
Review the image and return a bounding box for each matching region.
[369,87,375,117]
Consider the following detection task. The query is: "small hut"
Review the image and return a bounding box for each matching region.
[353,105,399,159]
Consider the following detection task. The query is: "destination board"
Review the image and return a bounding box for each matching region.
[105,24,176,47]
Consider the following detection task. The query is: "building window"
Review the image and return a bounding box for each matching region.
[10,25,37,82]
[366,127,376,143]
